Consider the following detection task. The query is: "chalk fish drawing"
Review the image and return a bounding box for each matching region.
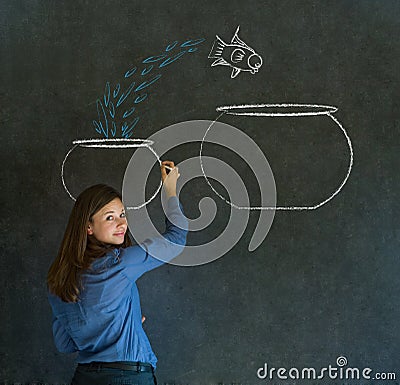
[208,26,262,78]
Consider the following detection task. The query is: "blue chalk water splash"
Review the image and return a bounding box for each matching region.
[93,38,206,139]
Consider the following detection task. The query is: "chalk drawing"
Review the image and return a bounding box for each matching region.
[208,26,262,79]
[64,104,353,212]
[93,38,206,139]
[61,138,163,208]
[200,103,354,211]
[59,25,355,259]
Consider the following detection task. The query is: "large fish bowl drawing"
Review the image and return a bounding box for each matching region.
[202,103,353,211]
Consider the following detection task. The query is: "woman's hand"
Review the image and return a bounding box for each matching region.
[161,160,180,198]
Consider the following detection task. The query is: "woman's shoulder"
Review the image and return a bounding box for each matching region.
[118,243,147,260]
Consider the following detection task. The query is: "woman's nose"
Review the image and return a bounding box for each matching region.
[117,217,127,226]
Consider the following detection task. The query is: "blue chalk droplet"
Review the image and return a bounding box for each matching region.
[125,67,137,78]
[135,74,162,92]
[181,38,206,47]
[111,121,117,137]
[159,51,186,68]
[143,54,167,63]
[104,82,110,107]
[123,107,136,118]
[141,65,153,75]
[166,41,178,51]
[109,101,115,118]
[134,94,147,104]
[93,120,102,134]
[113,83,120,98]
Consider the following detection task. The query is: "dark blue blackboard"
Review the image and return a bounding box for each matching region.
[1,1,399,384]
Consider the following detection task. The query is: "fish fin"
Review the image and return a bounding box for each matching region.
[208,35,227,58]
[231,67,241,78]
[231,48,246,64]
[211,57,230,67]
[231,25,254,52]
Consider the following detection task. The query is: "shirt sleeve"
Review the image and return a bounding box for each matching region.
[121,196,188,281]
[52,316,78,353]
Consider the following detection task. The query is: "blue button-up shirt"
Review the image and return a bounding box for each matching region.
[48,196,188,368]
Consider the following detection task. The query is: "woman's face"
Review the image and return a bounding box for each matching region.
[87,198,128,245]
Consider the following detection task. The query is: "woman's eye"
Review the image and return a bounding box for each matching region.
[106,215,114,221]
[121,212,126,218]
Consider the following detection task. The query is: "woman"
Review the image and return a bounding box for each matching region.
[47,161,188,385]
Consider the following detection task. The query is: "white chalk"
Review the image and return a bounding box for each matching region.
[162,164,175,171]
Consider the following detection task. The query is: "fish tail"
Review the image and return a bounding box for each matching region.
[208,35,227,58]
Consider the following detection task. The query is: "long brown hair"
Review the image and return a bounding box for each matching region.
[47,184,132,302]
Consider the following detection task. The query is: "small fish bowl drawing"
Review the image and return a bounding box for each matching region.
[61,138,163,208]
[202,103,354,211]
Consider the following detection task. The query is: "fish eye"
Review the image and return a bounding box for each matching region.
[248,54,263,69]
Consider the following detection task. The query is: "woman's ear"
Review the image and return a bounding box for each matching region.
[87,224,93,235]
